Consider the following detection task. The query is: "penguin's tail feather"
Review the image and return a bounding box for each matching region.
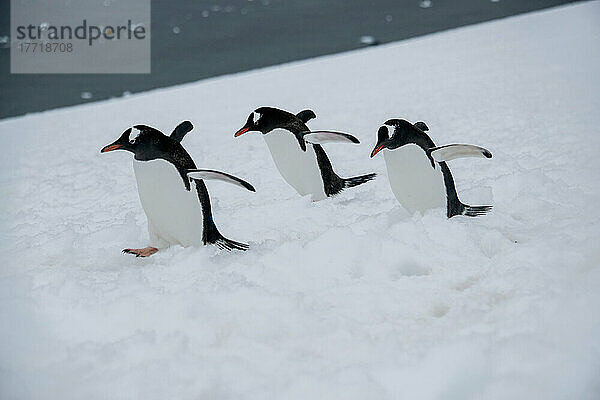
[213,237,249,251]
[343,173,377,189]
[203,222,249,251]
[462,204,492,217]
[217,239,249,251]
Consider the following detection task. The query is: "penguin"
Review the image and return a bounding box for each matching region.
[370,119,492,218]
[234,107,376,201]
[100,121,256,257]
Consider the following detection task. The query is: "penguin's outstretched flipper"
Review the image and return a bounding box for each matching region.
[302,131,360,145]
[429,144,492,162]
[187,169,256,192]
[296,109,316,123]
[170,121,194,143]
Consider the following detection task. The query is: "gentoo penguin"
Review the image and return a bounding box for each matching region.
[370,119,492,218]
[234,107,376,201]
[101,121,255,257]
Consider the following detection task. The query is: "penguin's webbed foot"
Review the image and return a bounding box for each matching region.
[122,247,159,257]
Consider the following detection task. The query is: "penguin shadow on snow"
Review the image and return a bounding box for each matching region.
[100,121,256,257]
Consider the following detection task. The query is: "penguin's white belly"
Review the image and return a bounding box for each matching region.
[383,145,446,214]
[263,129,326,200]
[133,159,204,248]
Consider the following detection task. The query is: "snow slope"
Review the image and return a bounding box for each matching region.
[1,2,599,399]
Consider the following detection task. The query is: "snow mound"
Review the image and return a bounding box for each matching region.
[1,2,599,399]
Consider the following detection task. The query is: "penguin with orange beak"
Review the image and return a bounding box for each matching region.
[371,119,492,218]
[234,107,376,201]
[101,121,256,256]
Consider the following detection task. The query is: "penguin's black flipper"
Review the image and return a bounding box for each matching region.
[187,169,256,192]
[170,121,194,143]
[302,131,360,145]
[414,121,429,131]
[296,109,316,124]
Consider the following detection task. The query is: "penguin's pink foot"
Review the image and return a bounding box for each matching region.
[122,247,158,257]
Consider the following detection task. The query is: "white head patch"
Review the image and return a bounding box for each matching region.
[384,124,396,136]
[252,111,261,124]
[129,127,142,144]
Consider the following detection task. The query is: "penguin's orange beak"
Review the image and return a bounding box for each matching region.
[100,143,123,153]
[370,144,385,158]
[234,127,250,137]
[101,128,132,153]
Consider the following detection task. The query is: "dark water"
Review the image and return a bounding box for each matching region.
[0,0,579,119]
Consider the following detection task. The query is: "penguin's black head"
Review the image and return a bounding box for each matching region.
[100,125,162,158]
[370,119,416,157]
[234,107,291,137]
[370,125,390,157]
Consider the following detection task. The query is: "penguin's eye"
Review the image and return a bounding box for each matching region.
[252,111,261,125]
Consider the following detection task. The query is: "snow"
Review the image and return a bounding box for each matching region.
[1,2,600,398]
